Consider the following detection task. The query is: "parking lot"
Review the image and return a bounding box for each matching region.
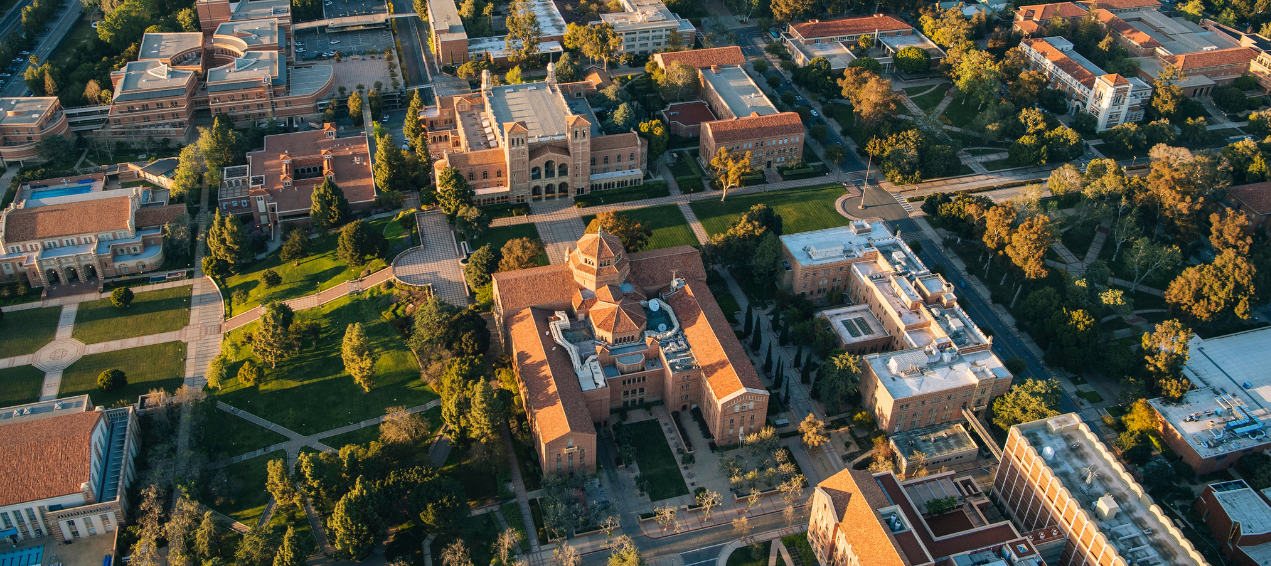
[293,27,395,60]
[323,0,388,18]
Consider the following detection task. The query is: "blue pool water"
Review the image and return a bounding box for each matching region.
[0,545,44,566]
[32,186,92,198]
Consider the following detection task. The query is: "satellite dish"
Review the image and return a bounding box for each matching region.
[650,301,660,312]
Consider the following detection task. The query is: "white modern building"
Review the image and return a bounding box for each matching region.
[596,0,695,55]
[0,396,140,543]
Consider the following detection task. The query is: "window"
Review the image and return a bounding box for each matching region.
[604,156,609,164]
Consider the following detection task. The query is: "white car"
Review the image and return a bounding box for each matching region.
[91,21,98,28]
[810,109,819,117]
[296,47,305,52]
[329,39,340,44]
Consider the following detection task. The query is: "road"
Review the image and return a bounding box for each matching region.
[388,0,427,87]
[579,505,811,566]
[1,0,80,97]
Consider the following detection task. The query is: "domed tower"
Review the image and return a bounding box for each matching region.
[568,231,629,290]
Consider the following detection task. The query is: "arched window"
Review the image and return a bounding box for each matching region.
[557,163,568,177]
[558,183,568,195]
[544,160,556,178]
[604,156,609,164]
[532,186,541,196]
[630,152,635,162]
[531,167,541,180]
[545,183,555,195]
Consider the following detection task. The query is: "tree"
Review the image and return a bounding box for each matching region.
[1166,250,1256,324]
[197,116,241,187]
[657,61,699,102]
[373,136,409,195]
[97,1,147,49]
[403,89,424,144]
[494,528,522,566]
[798,414,828,448]
[464,244,500,288]
[505,0,541,64]
[330,477,384,559]
[273,526,305,566]
[255,302,296,369]
[809,124,829,142]
[348,90,364,125]
[556,52,578,82]
[207,209,249,265]
[1125,238,1181,292]
[991,378,1061,430]
[1151,64,1186,119]
[505,65,524,84]
[847,57,882,75]
[437,167,474,216]
[709,148,753,200]
[98,368,126,391]
[310,177,351,232]
[770,0,812,22]
[169,144,203,203]
[840,72,898,128]
[553,544,582,566]
[920,4,971,48]
[280,229,311,266]
[499,237,543,272]
[111,286,134,308]
[816,351,862,414]
[342,323,377,392]
[894,46,931,73]
[753,232,784,291]
[337,220,377,267]
[1210,211,1252,256]
[261,268,282,289]
[468,379,504,441]
[637,119,669,167]
[380,406,428,443]
[695,488,722,520]
[1006,215,1055,279]
[238,360,264,385]
[453,204,490,242]
[36,134,74,164]
[266,458,300,513]
[564,22,621,70]
[955,49,1002,108]
[584,211,652,252]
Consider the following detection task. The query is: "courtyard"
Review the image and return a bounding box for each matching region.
[71,286,193,344]
[59,342,187,407]
[580,204,698,252]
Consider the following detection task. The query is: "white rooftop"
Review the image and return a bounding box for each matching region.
[790,40,857,70]
[1013,414,1208,566]
[868,348,1008,399]
[822,305,886,345]
[1182,327,1271,411]
[700,66,776,119]
[780,221,896,266]
[1211,481,1271,536]
[1149,387,1271,459]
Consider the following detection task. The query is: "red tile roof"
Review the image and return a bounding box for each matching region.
[134,204,187,228]
[790,15,911,41]
[1165,47,1257,71]
[665,279,763,400]
[1022,38,1098,88]
[661,101,717,127]
[1228,181,1271,215]
[1093,9,1161,47]
[703,112,804,144]
[3,196,132,242]
[1015,2,1088,21]
[653,47,746,69]
[0,411,101,507]
[626,245,708,290]
[1080,0,1160,9]
[817,470,913,566]
[508,307,595,444]
[492,263,579,315]
[245,130,376,214]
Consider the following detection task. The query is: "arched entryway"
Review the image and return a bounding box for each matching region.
[46,269,60,284]
[84,265,98,280]
[65,267,79,283]
[545,183,555,199]
[532,185,542,200]
[544,160,556,178]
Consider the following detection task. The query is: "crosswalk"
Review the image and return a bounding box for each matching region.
[893,192,918,214]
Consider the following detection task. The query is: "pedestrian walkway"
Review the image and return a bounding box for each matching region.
[222,266,395,331]
[391,209,468,306]
[531,199,588,264]
[0,278,197,313]
[500,422,541,553]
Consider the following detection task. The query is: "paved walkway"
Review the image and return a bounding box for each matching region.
[531,199,588,264]
[714,523,809,566]
[500,422,541,553]
[0,278,197,312]
[391,209,469,306]
[223,267,395,331]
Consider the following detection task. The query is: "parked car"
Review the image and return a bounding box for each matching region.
[810,109,819,117]
[19,51,29,56]
[330,38,340,44]
[91,21,98,28]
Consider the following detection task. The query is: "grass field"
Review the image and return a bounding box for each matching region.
[574,181,671,207]
[908,84,950,114]
[500,502,530,551]
[467,224,549,266]
[443,437,511,504]
[725,541,771,566]
[0,365,46,407]
[223,218,394,317]
[72,286,192,344]
[690,184,851,237]
[982,159,1016,171]
[47,14,96,71]
[580,205,699,251]
[716,292,741,324]
[626,419,689,501]
[202,405,290,461]
[60,342,186,407]
[323,406,440,449]
[0,306,60,356]
[218,288,438,436]
[430,514,501,566]
[940,96,982,128]
[205,450,285,526]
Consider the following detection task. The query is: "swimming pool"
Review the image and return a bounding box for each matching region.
[0,545,44,566]
[31,186,92,198]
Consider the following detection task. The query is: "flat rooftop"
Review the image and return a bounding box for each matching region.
[0,97,58,126]
[599,0,694,33]
[700,66,776,118]
[215,19,280,47]
[879,32,944,57]
[823,305,886,345]
[427,0,466,39]
[1182,327,1271,411]
[289,65,334,96]
[231,0,291,21]
[1014,414,1207,566]
[139,32,203,61]
[1127,11,1239,55]
[868,348,1008,399]
[488,81,571,141]
[1149,387,1270,459]
[780,221,896,266]
[790,40,857,69]
[891,422,977,460]
[1211,481,1271,536]
[207,51,282,87]
[0,395,90,424]
[113,61,195,101]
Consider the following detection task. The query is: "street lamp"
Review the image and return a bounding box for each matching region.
[860,139,875,210]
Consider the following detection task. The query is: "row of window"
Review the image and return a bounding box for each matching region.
[591,153,636,166]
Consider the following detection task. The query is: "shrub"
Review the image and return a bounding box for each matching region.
[111,287,134,308]
[238,360,264,385]
[98,369,127,392]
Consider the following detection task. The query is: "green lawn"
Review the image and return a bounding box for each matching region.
[72,286,192,344]
[965,148,1006,156]
[716,292,741,325]
[467,224,549,266]
[60,342,186,407]
[430,514,501,566]
[0,365,46,406]
[574,181,671,207]
[500,502,530,552]
[726,541,771,566]
[0,306,61,356]
[205,450,285,527]
[940,96,982,128]
[690,184,851,237]
[268,508,318,557]
[581,205,700,251]
[982,159,1016,171]
[202,405,290,462]
[218,288,438,436]
[223,218,394,318]
[626,419,689,501]
[908,84,950,114]
[323,406,440,449]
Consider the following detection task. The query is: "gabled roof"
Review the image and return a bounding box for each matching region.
[591,299,646,334]
[653,46,746,69]
[1078,0,1160,9]
[577,231,624,261]
[508,308,597,444]
[703,112,804,144]
[0,411,101,507]
[1014,2,1088,21]
[664,279,764,400]
[1229,181,1271,215]
[1165,47,1257,70]
[1021,38,1099,88]
[789,14,911,40]
[3,196,132,242]
[135,204,187,229]
[817,470,913,566]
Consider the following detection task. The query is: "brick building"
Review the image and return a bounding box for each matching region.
[491,232,767,474]
[0,396,139,543]
[1019,37,1151,131]
[994,413,1208,566]
[0,174,185,286]
[783,14,943,71]
[1194,480,1271,566]
[1155,47,1258,96]
[596,0,695,56]
[1011,2,1088,35]
[807,468,1044,566]
[426,67,646,206]
[695,65,804,169]
[0,97,68,166]
[659,101,715,138]
[217,124,376,237]
[1226,181,1271,231]
[778,223,1013,433]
